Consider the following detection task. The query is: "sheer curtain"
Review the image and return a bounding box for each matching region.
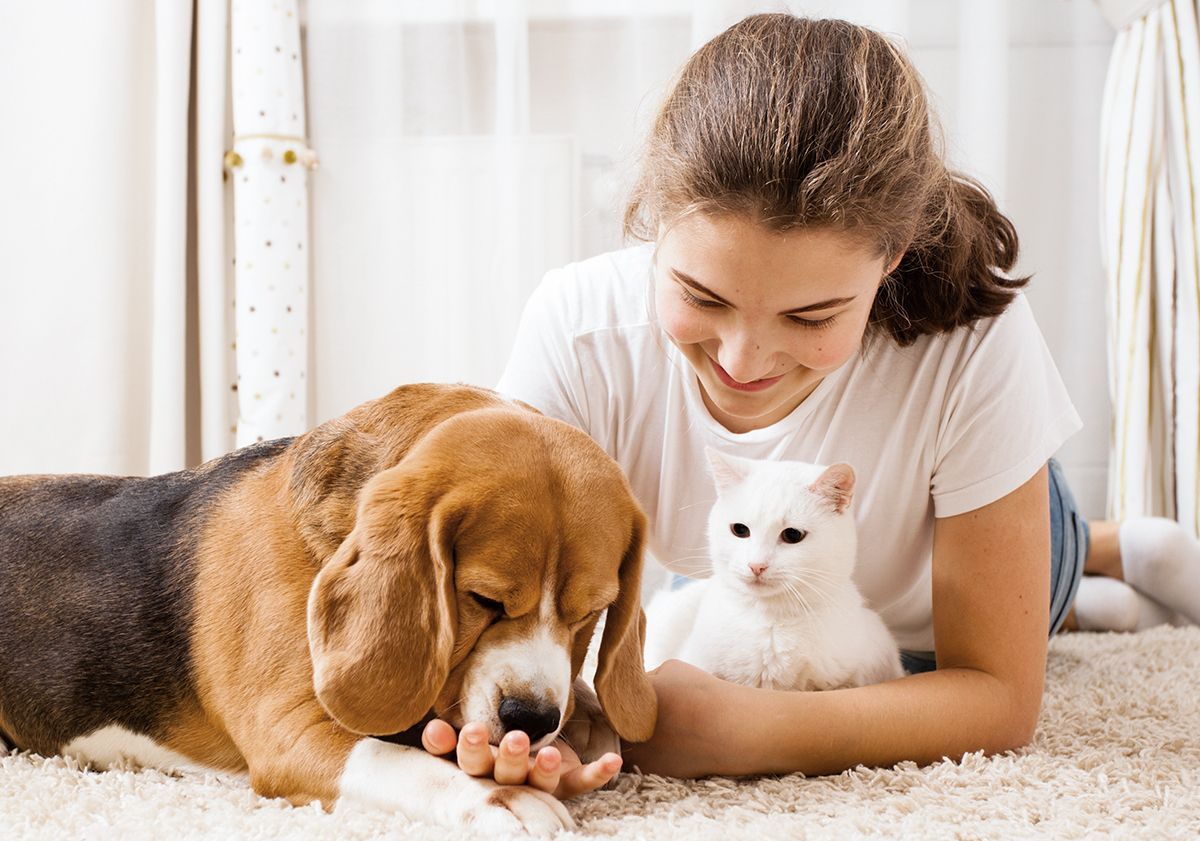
[302,0,1115,516]
[0,0,196,476]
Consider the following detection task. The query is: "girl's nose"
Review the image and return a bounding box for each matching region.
[717,330,775,383]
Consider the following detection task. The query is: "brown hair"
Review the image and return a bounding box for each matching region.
[624,14,1026,346]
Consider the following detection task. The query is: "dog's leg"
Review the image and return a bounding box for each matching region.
[560,678,621,766]
[244,714,573,836]
[338,737,574,836]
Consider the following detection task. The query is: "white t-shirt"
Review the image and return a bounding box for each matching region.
[496,243,1082,651]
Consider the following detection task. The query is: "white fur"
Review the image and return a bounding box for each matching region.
[59,725,219,775]
[337,737,572,836]
[645,452,903,690]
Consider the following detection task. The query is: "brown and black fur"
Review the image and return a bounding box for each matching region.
[0,439,290,756]
[0,383,656,807]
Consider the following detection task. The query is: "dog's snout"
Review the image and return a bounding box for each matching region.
[498,697,561,743]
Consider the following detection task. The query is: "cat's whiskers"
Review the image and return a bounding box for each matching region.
[779,579,816,614]
[781,567,844,593]
[777,571,839,612]
[667,554,713,576]
[785,569,840,596]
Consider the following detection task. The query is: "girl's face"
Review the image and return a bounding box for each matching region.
[654,213,897,433]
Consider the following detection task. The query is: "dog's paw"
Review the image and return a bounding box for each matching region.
[457,778,574,837]
[561,679,622,767]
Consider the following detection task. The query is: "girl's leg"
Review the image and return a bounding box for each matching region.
[1082,520,1123,578]
[1058,519,1126,631]
[1066,517,1198,631]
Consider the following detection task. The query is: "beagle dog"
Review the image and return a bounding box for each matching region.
[0,383,656,835]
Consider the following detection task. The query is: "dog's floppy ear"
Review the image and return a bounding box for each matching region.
[306,466,458,735]
[593,512,657,742]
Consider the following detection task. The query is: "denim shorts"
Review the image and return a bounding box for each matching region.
[669,460,1088,674]
[899,458,1088,674]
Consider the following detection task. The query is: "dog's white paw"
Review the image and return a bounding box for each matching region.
[457,778,574,837]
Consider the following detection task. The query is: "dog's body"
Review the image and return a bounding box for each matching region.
[0,384,655,834]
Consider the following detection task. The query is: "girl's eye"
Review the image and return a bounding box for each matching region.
[469,592,504,613]
[780,528,807,544]
[730,523,750,538]
[679,286,723,309]
[787,314,838,330]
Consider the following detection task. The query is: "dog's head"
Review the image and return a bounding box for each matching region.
[305,407,655,749]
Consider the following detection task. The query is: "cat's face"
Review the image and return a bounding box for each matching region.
[705,450,858,599]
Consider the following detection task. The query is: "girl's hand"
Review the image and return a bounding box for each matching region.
[421,718,623,800]
[620,658,743,778]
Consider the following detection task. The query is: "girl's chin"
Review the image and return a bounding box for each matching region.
[705,392,789,429]
[700,376,821,431]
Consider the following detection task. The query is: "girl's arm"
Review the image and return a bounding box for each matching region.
[622,465,1051,778]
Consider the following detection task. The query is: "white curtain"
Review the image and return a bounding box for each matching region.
[301,0,1116,517]
[1100,0,1200,534]
[0,0,196,476]
[0,0,313,475]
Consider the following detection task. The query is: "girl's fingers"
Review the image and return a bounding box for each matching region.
[557,752,623,799]
[492,730,531,786]
[422,718,614,797]
[456,722,497,777]
[526,745,564,793]
[420,719,458,756]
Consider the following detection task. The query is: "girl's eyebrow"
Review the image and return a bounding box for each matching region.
[670,267,856,314]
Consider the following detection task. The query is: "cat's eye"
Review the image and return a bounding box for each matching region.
[780,528,807,544]
[730,523,750,538]
[469,592,504,613]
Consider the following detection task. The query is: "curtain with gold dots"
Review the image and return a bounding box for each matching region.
[227,0,312,447]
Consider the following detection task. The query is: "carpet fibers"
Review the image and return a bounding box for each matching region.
[3,626,1198,839]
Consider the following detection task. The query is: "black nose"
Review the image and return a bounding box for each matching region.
[497,697,561,743]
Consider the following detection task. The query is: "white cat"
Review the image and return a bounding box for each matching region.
[644,449,904,691]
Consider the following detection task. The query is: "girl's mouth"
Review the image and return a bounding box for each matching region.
[710,357,785,393]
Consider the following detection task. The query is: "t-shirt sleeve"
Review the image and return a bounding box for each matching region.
[495,267,592,433]
[930,294,1082,517]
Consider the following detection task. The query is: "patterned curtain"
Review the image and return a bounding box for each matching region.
[226,0,314,448]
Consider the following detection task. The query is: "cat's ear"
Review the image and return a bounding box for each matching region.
[704,447,746,492]
[809,463,856,514]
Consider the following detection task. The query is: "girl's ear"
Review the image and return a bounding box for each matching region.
[808,463,856,514]
[705,447,747,493]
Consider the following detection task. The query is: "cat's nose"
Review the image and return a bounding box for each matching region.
[748,562,768,578]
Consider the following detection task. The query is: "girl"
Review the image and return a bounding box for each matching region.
[420,13,1200,793]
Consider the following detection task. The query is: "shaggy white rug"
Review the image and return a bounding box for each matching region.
[3,626,1198,840]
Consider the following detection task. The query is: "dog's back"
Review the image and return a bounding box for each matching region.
[0,439,291,755]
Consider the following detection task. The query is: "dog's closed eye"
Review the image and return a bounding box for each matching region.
[469,592,505,614]
[571,610,601,631]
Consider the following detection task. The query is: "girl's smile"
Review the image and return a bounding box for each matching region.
[708,356,785,392]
